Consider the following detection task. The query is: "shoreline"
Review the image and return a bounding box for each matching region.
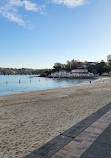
[1,77,111,157]
[0,77,98,98]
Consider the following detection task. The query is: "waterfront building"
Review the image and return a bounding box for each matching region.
[107,55,111,66]
[50,68,94,78]
[70,68,94,77]
[50,70,70,78]
[101,72,109,76]
[50,71,59,78]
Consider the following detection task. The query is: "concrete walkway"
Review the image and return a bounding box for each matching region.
[80,123,111,158]
[25,103,111,158]
[51,109,111,158]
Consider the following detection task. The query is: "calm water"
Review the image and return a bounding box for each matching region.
[0,75,94,96]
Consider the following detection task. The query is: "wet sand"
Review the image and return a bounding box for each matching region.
[0,77,111,158]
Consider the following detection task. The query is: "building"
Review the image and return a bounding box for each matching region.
[107,55,111,66]
[70,68,91,77]
[101,72,109,76]
[50,68,94,78]
[50,71,59,78]
[50,70,70,78]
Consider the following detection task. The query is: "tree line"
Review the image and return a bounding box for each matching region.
[0,67,50,75]
[1,59,111,76]
[45,59,111,76]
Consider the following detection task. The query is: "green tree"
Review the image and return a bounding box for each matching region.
[53,63,62,71]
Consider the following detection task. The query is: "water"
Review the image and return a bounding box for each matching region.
[0,75,94,96]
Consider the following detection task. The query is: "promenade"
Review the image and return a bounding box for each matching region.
[52,106,111,158]
[25,102,111,158]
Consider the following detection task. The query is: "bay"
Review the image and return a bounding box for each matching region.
[0,75,94,96]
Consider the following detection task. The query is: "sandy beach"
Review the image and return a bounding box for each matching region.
[1,77,111,158]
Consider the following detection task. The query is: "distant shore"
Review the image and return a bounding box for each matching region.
[0,77,111,157]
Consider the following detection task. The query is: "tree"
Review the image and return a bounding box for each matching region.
[96,61,107,74]
[53,63,62,71]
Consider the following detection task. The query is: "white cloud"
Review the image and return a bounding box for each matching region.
[5,12,25,26]
[9,0,23,7]
[0,1,24,26]
[52,0,85,7]
[0,0,86,26]
[9,0,38,11]
[0,0,40,26]
[23,1,38,11]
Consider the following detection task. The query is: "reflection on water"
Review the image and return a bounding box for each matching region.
[0,75,94,96]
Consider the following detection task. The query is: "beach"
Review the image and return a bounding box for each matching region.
[1,77,111,158]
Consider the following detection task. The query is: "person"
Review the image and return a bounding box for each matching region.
[90,80,91,84]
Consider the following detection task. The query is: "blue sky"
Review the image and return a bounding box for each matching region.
[0,0,111,69]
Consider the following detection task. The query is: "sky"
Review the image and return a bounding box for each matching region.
[0,0,111,69]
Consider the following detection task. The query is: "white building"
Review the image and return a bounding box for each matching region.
[107,55,111,66]
[50,68,94,78]
[70,68,94,78]
[50,70,70,78]
[50,71,59,78]
[101,72,109,76]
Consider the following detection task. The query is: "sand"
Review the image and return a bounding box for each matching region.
[0,77,111,158]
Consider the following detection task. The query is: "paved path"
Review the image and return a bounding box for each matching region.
[25,103,111,158]
[80,123,111,158]
[51,109,111,158]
